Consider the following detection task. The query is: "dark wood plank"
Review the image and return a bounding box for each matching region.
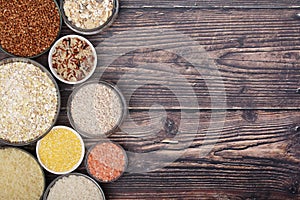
[73,9,300,109]
[120,0,300,9]
[2,9,300,110]
[41,110,299,199]
[3,8,300,109]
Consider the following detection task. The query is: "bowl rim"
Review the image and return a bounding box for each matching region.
[42,172,106,200]
[67,80,128,138]
[85,140,128,183]
[0,57,61,146]
[36,125,85,175]
[0,0,62,58]
[60,0,119,35]
[0,146,46,199]
[48,34,97,85]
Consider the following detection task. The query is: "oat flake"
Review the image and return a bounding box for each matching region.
[63,0,114,30]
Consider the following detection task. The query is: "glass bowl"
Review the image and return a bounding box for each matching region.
[36,126,85,175]
[0,147,46,200]
[67,80,127,138]
[0,58,61,146]
[0,0,62,58]
[85,141,128,183]
[43,173,106,200]
[48,35,97,85]
[60,0,119,35]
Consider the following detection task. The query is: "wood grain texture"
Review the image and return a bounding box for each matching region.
[119,0,300,9]
[2,9,300,109]
[59,8,300,109]
[1,3,300,200]
[21,110,299,199]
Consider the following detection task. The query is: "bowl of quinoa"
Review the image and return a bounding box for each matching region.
[0,58,60,146]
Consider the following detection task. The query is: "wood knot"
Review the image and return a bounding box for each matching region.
[163,117,178,135]
[288,180,299,195]
[242,110,258,123]
[294,126,300,132]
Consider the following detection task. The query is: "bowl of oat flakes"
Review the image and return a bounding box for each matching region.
[61,0,119,35]
[48,35,97,84]
[0,58,60,146]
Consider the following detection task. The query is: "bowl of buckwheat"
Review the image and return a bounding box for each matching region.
[61,0,119,35]
[0,0,62,58]
[48,35,97,84]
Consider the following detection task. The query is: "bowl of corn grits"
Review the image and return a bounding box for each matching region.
[36,126,85,174]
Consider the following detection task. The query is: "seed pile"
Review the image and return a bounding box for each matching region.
[51,36,95,82]
[0,148,45,200]
[0,61,58,144]
[87,142,127,182]
[0,0,61,57]
[70,82,123,136]
[38,127,83,173]
[64,0,114,29]
[46,174,104,200]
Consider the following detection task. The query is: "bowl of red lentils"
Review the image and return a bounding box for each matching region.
[0,0,62,58]
[36,126,85,175]
[48,35,97,84]
[85,141,128,183]
[61,0,119,35]
[0,57,60,146]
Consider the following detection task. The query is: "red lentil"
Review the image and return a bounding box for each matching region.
[87,142,127,182]
[0,0,61,57]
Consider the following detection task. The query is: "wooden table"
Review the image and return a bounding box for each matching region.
[1,0,300,199]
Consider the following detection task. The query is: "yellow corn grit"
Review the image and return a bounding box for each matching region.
[38,127,83,173]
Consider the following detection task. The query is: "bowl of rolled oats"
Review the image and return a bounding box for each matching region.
[48,35,97,84]
[61,0,119,35]
[0,58,60,146]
